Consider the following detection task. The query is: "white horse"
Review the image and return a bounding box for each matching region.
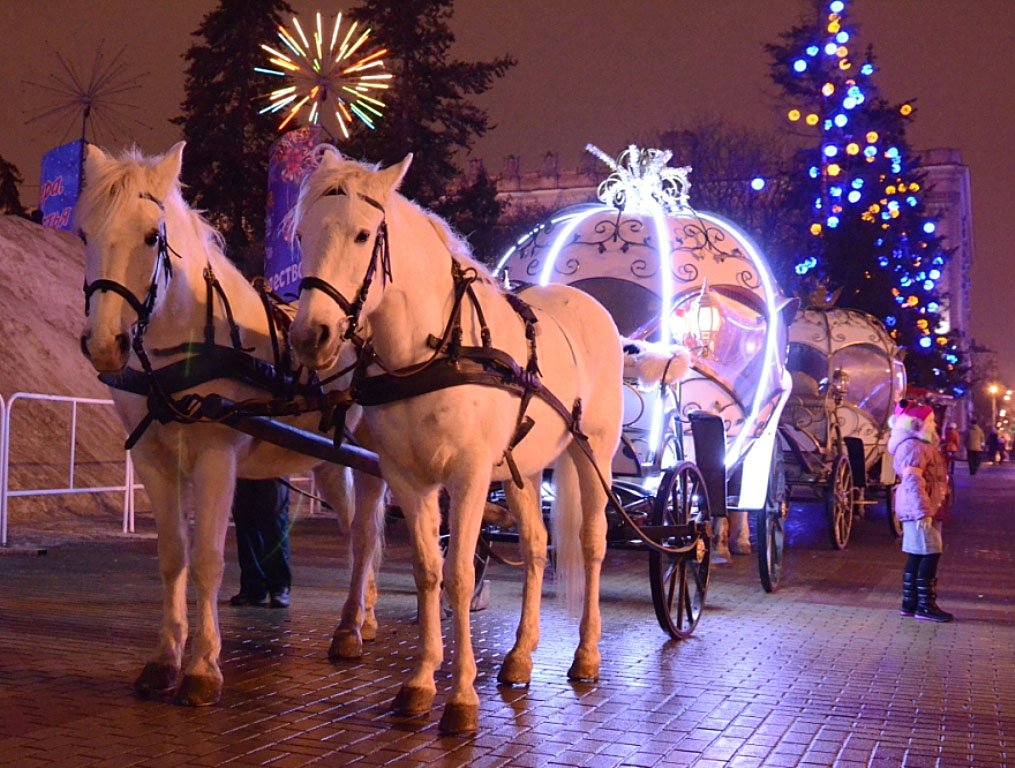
[75,142,387,706]
[289,147,624,734]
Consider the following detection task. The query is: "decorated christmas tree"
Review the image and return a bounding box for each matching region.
[767,0,966,394]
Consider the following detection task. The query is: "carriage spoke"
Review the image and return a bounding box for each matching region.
[676,560,687,629]
[666,559,679,612]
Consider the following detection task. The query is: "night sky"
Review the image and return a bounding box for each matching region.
[3,0,1012,382]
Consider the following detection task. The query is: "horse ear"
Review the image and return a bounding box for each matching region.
[378,153,413,196]
[152,141,186,199]
[83,143,111,183]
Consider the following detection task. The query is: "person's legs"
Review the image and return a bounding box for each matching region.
[260,480,292,607]
[969,450,981,475]
[901,553,921,616]
[230,479,270,605]
[916,552,953,622]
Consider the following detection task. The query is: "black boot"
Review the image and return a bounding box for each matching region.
[915,578,954,622]
[900,572,917,616]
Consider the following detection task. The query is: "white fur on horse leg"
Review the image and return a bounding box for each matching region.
[129,454,189,699]
[438,467,491,735]
[567,441,607,683]
[329,471,385,659]
[712,517,732,564]
[387,478,441,716]
[177,445,234,706]
[498,473,545,686]
[729,509,752,555]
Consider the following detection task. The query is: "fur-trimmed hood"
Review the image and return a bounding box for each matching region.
[888,411,938,454]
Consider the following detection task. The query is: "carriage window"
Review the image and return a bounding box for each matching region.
[570,278,662,339]
[787,344,828,398]
[831,344,893,426]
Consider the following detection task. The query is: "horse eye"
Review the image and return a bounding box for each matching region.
[355,230,371,244]
[78,230,88,245]
[144,230,160,247]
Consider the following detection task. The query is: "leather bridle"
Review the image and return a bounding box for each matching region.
[297,192,391,344]
[82,192,177,336]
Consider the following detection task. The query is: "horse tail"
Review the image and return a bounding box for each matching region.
[551,450,584,615]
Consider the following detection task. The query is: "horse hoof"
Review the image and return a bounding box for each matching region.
[391,685,434,716]
[361,619,378,642]
[134,662,179,700]
[174,674,221,707]
[497,651,532,685]
[439,702,479,735]
[567,659,599,682]
[328,631,363,660]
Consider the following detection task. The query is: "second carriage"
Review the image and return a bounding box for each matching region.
[779,305,907,548]
[493,145,794,614]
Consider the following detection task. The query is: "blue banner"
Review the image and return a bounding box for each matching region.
[264,126,323,298]
[39,139,84,231]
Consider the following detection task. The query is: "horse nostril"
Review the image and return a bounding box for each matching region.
[80,334,92,360]
[115,333,130,356]
[317,324,331,348]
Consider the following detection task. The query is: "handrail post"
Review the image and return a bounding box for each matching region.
[1,393,8,547]
[69,400,78,490]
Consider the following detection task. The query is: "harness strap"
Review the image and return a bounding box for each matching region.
[204,265,250,351]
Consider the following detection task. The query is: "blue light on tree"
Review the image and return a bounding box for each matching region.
[919,337,932,349]
[923,221,936,233]
[751,177,766,190]
[794,59,807,72]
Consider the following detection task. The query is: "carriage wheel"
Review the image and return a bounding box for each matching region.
[648,462,711,640]
[825,455,854,550]
[758,444,788,593]
[885,485,902,538]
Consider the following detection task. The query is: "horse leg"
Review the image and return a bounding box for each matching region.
[567,440,609,682]
[325,467,387,659]
[175,446,235,706]
[133,458,188,700]
[498,472,545,686]
[439,464,493,734]
[385,476,442,717]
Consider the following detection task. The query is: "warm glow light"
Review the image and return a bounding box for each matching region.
[806,113,819,125]
[826,163,841,176]
[810,223,823,235]
[900,104,913,115]
[788,108,801,121]
[822,82,835,96]
[866,131,879,143]
[846,142,860,155]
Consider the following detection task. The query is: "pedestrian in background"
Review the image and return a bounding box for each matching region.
[966,419,984,475]
[944,422,960,476]
[889,400,953,622]
[987,429,1001,465]
[229,478,292,608]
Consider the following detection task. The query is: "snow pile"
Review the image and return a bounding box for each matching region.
[0,215,133,533]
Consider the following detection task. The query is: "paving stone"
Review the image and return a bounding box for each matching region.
[0,466,1013,768]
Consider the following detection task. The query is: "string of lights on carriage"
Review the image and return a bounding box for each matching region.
[493,146,785,470]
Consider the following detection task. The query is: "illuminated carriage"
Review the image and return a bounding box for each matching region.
[779,306,907,548]
[493,145,794,597]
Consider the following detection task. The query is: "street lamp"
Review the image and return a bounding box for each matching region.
[989,384,999,427]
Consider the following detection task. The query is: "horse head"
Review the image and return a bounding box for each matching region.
[290,146,412,370]
[76,142,186,373]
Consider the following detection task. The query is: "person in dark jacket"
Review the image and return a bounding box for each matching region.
[229,478,292,608]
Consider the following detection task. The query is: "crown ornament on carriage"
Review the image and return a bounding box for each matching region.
[585,144,692,215]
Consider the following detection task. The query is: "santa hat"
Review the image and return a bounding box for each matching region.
[889,398,936,443]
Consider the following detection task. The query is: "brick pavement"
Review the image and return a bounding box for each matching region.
[0,463,1012,767]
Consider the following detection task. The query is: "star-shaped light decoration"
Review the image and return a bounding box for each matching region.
[585,144,692,215]
[256,11,392,140]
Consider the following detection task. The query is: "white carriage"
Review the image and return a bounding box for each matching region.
[494,145,794,596]
[779,305,907,547]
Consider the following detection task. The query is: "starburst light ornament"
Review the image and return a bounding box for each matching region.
[256,11,392,139]
[585,144,692,215]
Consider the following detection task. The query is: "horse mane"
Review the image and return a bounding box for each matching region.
[74,145,233,277]
[295,144,494,285]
